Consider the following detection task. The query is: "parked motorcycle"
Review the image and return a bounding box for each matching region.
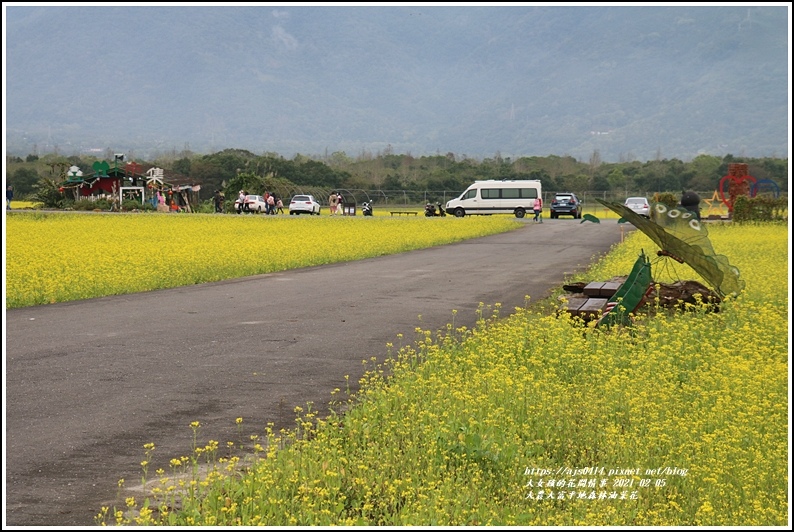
[425,201,447,217]
[362,201,373,216]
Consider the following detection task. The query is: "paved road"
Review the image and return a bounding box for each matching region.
[4,218,629,526]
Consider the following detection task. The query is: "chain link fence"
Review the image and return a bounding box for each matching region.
[278,189,718,209]
[250,187,785,216]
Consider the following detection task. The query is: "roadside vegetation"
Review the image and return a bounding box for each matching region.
[5,149,787,215]
[90,220,788,526]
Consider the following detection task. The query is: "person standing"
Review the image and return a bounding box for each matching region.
[276,197,284,214]
[213,190,223,213]
[533,196,543,223]
[337,193,345,215]
[267,193,276,215]
[329,191,338,215]
[6,184,13,210]
[680,190,701,221]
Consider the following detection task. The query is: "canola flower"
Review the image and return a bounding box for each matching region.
[7,200,42,209]
[97,221,788,526]
[5,211,520,308]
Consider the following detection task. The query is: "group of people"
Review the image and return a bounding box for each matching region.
[328,191,346,215]
[233,189,284,215]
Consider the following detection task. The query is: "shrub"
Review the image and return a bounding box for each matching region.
[121,199,147,211]
[652,192,678,208]
[193,199,217,214]
[732,195,787,223]
[73,198,112,211]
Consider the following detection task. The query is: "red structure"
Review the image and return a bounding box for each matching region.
[718,163,756,214]
[60,160,150,198]
[60,164,134,198]
[58,159,199,210]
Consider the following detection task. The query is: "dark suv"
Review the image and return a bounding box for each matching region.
[550,193,582,219]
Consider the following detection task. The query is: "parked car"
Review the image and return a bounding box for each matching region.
[550,192,582,219]
[289,194,321,215]
[624,196,650,218]
[235,194,268,214]
[445,179,542,218]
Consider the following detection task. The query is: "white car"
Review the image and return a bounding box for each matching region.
[624,197,650,218]
[235,194,268,214]
[289,194,321,215]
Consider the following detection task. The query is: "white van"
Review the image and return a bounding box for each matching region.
[445,179,542,218]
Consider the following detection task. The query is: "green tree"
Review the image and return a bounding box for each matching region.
[591,173,610,191]
[688,154,722,190]
[10,167,41,197]
[66,155,89,168]
[173,157,192,176]
[327,151,354,169]
[294,160,343,188]
[189,161,225,195]
[224,172,265,199]
[382,174,404,190]
[661,158,690,192]
[202,149,258,179]
[760,158,788,192]
[606,168,627,192]
[558,174,590,193]
[31,176,68,208]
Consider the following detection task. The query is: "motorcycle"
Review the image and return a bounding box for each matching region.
[425,201,447,217]
[362,201,373,216]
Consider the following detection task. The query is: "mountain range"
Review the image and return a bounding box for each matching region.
[4,4,790,163]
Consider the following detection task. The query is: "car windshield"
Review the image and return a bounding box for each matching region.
[555,195,573,202]
[292,196,309,202]
[626,197,647,204]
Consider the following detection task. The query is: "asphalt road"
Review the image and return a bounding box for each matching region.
[4,217,629,526]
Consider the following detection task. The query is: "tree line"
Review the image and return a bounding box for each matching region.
[6,148,788,207]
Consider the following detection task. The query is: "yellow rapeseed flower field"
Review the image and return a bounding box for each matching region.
[91,219,788,526]
[5,211,520,308]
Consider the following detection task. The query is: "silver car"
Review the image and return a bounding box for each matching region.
[289,194,321,215]
[624,197,650,218]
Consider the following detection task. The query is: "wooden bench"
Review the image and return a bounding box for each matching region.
[560,251,653,328]
[560,297,609,322]
[390,211,418,216]
[583,281,623,298]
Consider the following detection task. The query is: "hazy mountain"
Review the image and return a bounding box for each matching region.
[4,5,790,163]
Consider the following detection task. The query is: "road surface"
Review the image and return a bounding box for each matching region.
[4,218,629,526]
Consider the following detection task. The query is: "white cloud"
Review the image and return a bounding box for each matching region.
[271,25,298,50]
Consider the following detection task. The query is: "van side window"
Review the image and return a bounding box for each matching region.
[502,188,520,199]
[463,189,477,200]
[481,188,500,199]
[520,188,538,199]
